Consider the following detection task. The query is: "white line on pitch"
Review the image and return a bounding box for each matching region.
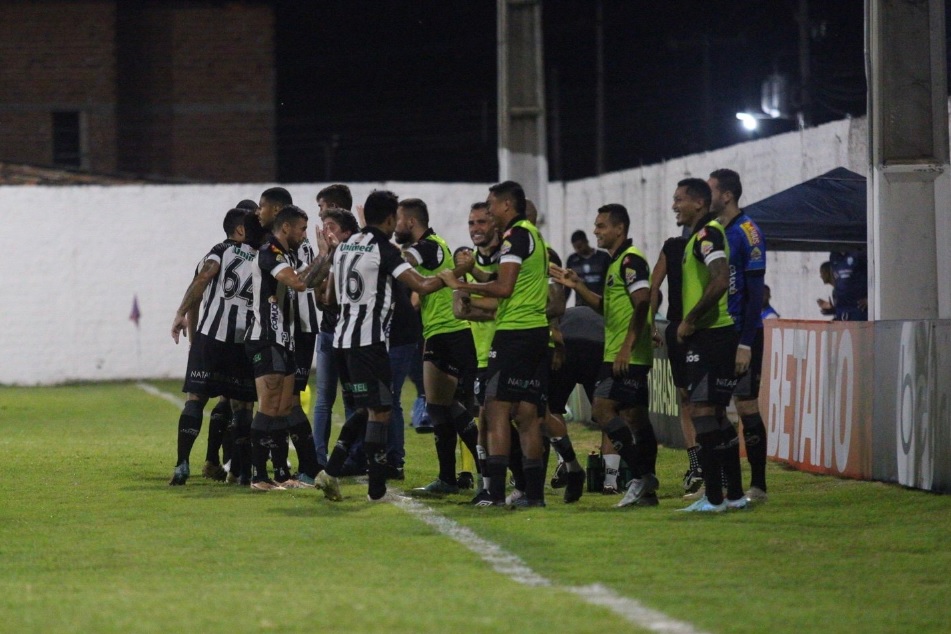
[388,494,708,634]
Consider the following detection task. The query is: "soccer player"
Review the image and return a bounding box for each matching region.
[169,208,257,485]
[439,181,550,508]
[552,204,659,508]
[675,178,746,512]
[249,188,323,487]
[651,181,703,497]
[311,187,359,470]
[315,190,446,502]
[709,168,769,502]
[452,202,501,502]
[394,197,480,495]
[245,205,334,491]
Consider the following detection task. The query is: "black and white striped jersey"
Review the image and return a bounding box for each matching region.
[333,226,412,349]
[246,238,299,350]
[295,238,320,334]
[195,239,256,344]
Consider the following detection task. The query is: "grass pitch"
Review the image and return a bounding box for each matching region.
[1,381,949,633]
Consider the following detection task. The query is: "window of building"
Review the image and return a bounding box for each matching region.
[52,111,83,168]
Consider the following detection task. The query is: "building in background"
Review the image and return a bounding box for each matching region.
[0,0,275,182]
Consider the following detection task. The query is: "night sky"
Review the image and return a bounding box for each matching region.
[274,1,869,184]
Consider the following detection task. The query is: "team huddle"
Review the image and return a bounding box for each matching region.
[169,170,769,512]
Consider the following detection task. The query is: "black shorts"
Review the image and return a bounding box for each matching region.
[182,333,256,402]
[684,326,739,407]
[423,329,477,387]
[733,327,764,399]
[293,330,318,394]
[246,340,297,379]
[334,342,393,410]
[664,320,689,389]
[484,327,549,407]
[547,337,600,415]
[593,363,650,408]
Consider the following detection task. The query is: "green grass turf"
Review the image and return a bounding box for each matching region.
[1,381,950,633]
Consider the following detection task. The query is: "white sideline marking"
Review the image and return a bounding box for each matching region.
[137,382,187,410]
[139,383,705,633]
[388,494,708,633]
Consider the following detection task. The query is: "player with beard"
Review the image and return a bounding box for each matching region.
[709,168,769,503]
[244,205,335,491]
[392,198,481,495]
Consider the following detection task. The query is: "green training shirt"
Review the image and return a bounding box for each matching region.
[405,228,468,339]
[495,218,549,331]
[682,218,734,330]
[602,240,653,366]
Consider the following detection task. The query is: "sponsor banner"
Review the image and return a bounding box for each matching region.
[873,321,951,493]
[649,320,686,448]
[761,320,874,478]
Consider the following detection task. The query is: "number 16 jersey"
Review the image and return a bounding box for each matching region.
[333,226,412,349]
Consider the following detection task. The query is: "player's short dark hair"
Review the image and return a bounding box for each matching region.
[678,178,712,208]
[275,204,308,229]
[597,204,630,234]
[398,198,429,226]
[453,245,473,258]
[470,201,489,212]
[316,184,352,211]
[321,207,360,235]
[261,187,293,207]
[488,180,526,217]
[363,190,399,226]
[709,168,742,202]
[820,261,831,275]
[223,208,248,236]
[236,199,259,211]
[571,230,587,244]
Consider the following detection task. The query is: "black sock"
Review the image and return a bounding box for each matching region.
[205,400,231,464]
[487,455,508,501]
[523,458,545,502]
[742,413,768,491]
[695,420,723,504]
[176,400,204,465]
[509,426,525,491]
[264,415,290,481]
[288,407,319,478]
[550,435,578,467]
[365,421,388,499]
[428,404,457,484]
[249,425,273,481]
[719,423,744,500]
[634,422,658,476]
[327,409,368,477]
[687,445,701,471]
[603,417,640,478]
[232,408,253,480]
[451,403,481,475]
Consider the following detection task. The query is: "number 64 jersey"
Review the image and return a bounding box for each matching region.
[332,226,412,349]
[195,239,257,344]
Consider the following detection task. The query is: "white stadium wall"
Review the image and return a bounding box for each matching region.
[0,117,867,385]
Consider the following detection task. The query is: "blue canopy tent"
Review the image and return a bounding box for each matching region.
[742,167,867,252]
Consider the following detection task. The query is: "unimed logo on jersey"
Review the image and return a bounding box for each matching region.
[762,322,872,478]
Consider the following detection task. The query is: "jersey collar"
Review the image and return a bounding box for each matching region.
[691,212,717,236]
[610,238,633,262]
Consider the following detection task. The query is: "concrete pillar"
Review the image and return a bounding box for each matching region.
[867,0,951,319]
[497,0,548,216]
